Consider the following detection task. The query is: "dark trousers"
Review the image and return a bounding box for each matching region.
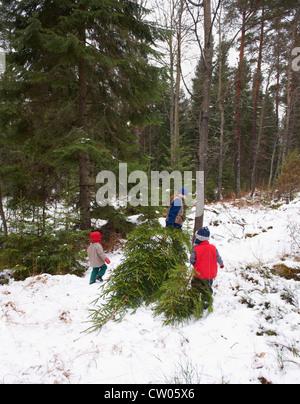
[166,224,182,230]
[191,277,214,309]
[90,264,107,283]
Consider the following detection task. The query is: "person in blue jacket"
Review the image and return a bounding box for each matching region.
[166,187,189,229]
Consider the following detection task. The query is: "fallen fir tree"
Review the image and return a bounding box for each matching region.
[88,221,213,332]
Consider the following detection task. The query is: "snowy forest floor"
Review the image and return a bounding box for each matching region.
[0,193,299,384]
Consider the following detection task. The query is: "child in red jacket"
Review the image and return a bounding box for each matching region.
[190,227,224,308]
[87,232,111,285]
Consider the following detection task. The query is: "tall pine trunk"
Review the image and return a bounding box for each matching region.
[250,7,265,196]
[194,0,213,235]
[169,0,184,168]
[269,16,281,188]
[173,0,184,167]
[234,9,246,197]
[168,1,175,167]
[217,13,224,202]
[282,9,299,164]
[169,29,175,166]
[252,70,272,197]
[78,23,91,231]
[0,183,8,236]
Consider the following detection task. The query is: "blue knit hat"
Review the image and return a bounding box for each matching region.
[178,187,189,196]
[195,227,210,244]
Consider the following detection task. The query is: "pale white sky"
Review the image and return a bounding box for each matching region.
[142,0,240,95]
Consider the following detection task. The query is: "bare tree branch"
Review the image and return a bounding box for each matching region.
[186,0,203,7]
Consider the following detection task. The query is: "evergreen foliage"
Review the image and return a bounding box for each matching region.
[0,0,167,271]
[152,264,213,326]
[89,222,211,331]
[0,0,166,229]
[0,230,88,280]
[275,149,300,203]
[0,198,89,279]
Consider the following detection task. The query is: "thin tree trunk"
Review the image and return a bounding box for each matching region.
[234,9,246,197]
[169,2,176,167]
[250,6,265,195]
[173,0,184,167]
[269,17,281,188]
[282,9,299,164]
[217,11,224,202]
[78,22,91,231]
[0,183,8,236]
[194,0,213,235]
[283,49,293,164]
[251,69,272,197]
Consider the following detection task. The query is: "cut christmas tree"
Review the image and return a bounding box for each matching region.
[89,221,213,331]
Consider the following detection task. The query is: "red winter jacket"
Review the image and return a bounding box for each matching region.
[192,241,219,280]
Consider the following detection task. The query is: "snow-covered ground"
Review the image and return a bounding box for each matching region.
[0,194,299,384]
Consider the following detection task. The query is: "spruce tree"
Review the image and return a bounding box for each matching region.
[88,222,211,331]
[88,222,190,331]
[0,0,165,229]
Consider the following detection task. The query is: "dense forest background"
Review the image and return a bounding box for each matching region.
[0,0,299,278]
